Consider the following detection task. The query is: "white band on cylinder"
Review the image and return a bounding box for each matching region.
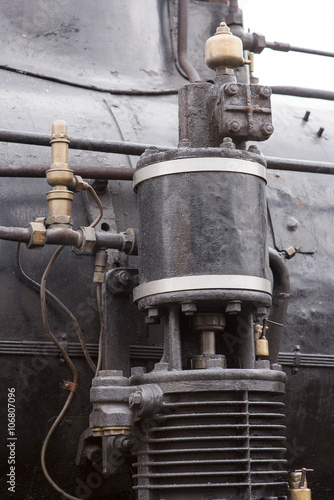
[133,274,272,301]
[133,157,266,190]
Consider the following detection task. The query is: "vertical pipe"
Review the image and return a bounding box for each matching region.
[165,304,182,370]
[238,310,255,369]
[178,0,201,82]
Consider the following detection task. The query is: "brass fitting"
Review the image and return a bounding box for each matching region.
[26,218,47,250]
[254,323,269,357]
[205,22,250,73]
[93,249,108,283]
[78,226,97,253]
[288,469,312,500]
[46,120,75,226]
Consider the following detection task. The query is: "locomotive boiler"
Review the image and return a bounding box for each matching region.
[0,1,333,499]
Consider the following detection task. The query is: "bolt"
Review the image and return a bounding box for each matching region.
[317,127,325,137]
[225,301,241,314]
[271,363,282,371]
[248,144,260,154]
[181,302,197,315]
[64,382,70,389]
[227,120,241,133]
[303,111,311,122]
[147,307,160,318]
[224,82,238,96]
[287,217,298,231]
[221,137,236,149]
[145,308,160,324]
[259,86,272,98]
[129,391,143,407]
[115,270,132,286]
[283,245,296,259]
[260,122,274,136]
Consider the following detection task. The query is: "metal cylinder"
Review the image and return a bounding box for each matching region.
[133,148,272,310]
[130,368,287,500]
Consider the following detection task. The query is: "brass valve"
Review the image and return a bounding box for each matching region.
[288,469,313,499]
[254,323,269,358]
[46,120,75,226]
[205,22,250,73]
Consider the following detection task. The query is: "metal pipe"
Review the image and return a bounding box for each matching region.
[0,225,136,253]
[178,0,201,82]
[0,129,174,156]
[266,157,334,175]
[271,86,334,101]
[0,164,135,180]
[45,228,82,247]
[0,226,31,243]
[268,248,290,364]
[3,157,334,179]
[266,41,334,58]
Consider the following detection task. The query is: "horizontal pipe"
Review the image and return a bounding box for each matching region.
[271,86,334,101]
[0,129,174,156]
[45,228,82,247]
[1,157,334,180]
[266,157,334,175]
[0,164,134,180]
[266,41,334,58]
[0,225,136,253]
[0,226,31,243]
[0,226,82,247]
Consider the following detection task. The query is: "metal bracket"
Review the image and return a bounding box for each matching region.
[62,380,78,393]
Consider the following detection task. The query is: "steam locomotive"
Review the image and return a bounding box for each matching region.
[0,1,333,499]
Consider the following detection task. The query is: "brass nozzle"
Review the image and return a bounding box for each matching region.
[46,120,75,226]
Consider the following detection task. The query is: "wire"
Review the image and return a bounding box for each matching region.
[95,283,104,376]
[87,184,104,228]
[40,246,83,500]
[16,242,96,372]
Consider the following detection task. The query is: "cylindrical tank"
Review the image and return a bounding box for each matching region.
[134,148,271,310]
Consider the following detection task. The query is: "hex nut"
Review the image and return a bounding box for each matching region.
[259,86,272,98]
[78,226,96,253]
[224,82,238,96]
[227,120,241,132]
[225,301,242,314]
[26,221,47,250]
[284,245,296,259]
[260,123,274,136]
[93,271,105,283]
[129,392,143,407]
[71,175,88,193]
